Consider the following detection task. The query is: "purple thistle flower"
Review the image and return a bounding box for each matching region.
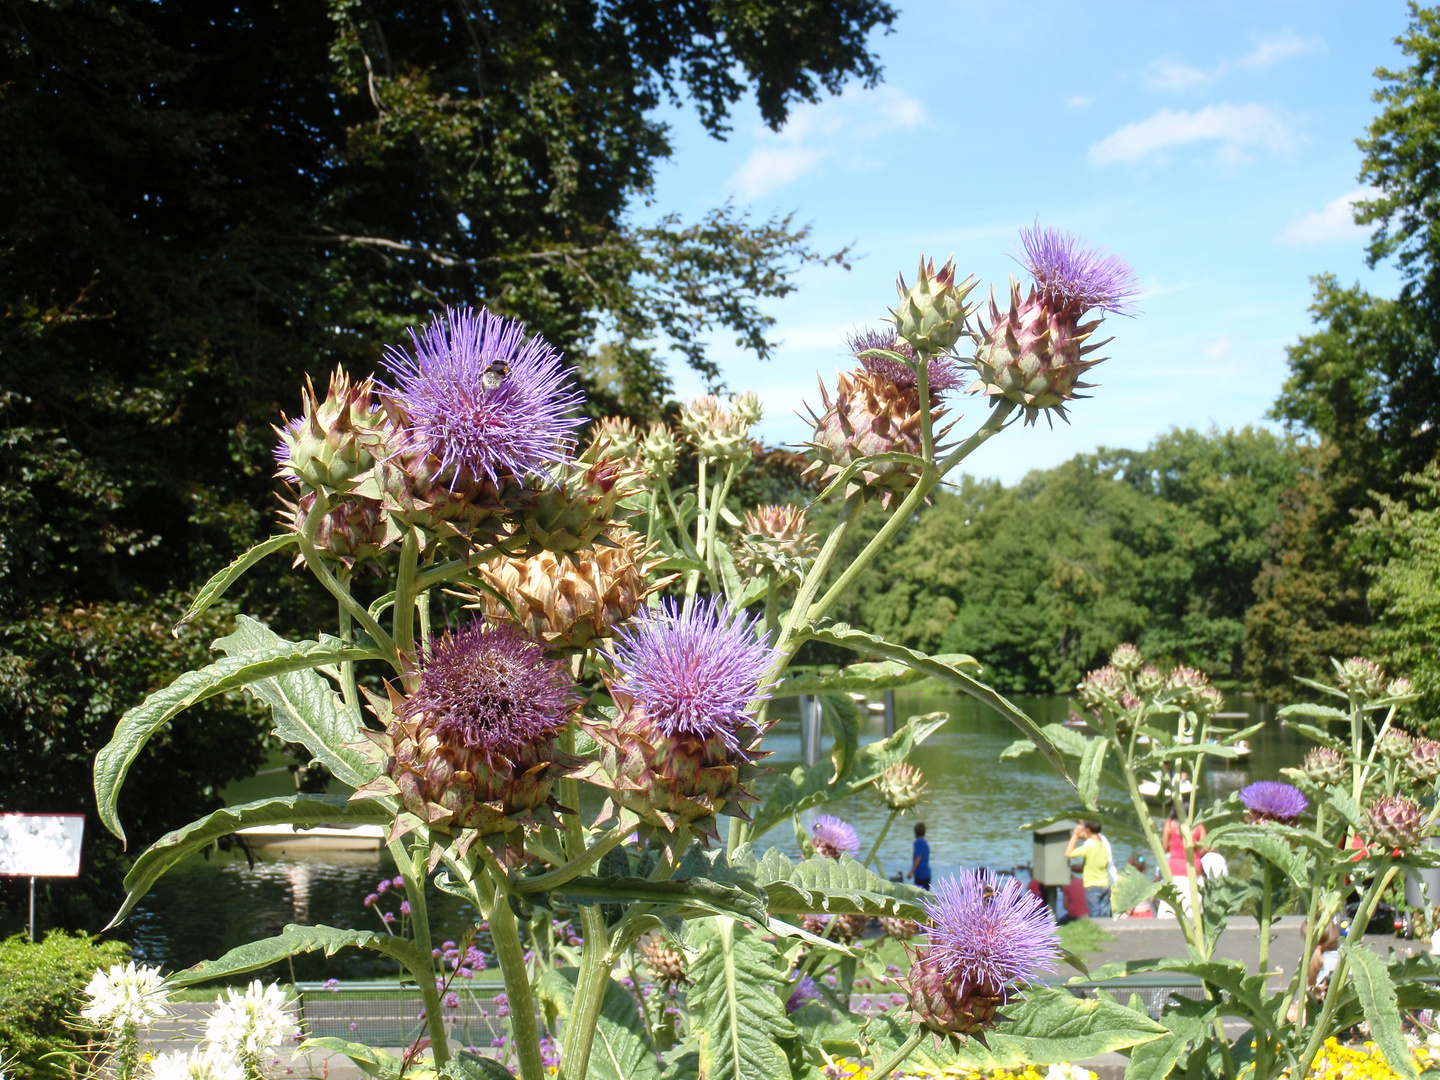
[382,306,585,488]
[846,328,967,393]
[1018,224,1140,317]
[811,814,861,859]
[404,621,575,759]
[922,869,1059,999]
[786,973,820,1014]
[612,597,776,752]
[272,415,304,468]
[1239,781,1308,824]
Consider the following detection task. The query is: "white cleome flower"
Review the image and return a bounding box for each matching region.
[80,962,170,1031]
[1046,1067,1096,1080]
[204,980,295,1058]
[149,1047,246,1080]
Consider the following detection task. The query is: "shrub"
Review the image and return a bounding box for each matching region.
[0,930,129,1078]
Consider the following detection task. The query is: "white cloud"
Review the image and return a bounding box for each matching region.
[726,85,926,199]
[1143,59,1214,92]
[1203,338,1231,363]
[1088,104,1297,166]
[1236,30,1322,71]
[1065,95,1092,109]
[1279,187,1380,245]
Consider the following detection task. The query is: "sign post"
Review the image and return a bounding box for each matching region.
[0,814,85,939]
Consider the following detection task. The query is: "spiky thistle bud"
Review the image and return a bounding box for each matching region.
[802,367,955,506]
[1165,666,1213,709]
[640,934,689,990]
[513,445,643,557]
[890,256,979,356]
[1408,738,1440,782]
[1366,795,1426,852]
[1077,666,1125,707]
[734,504,818,582]
[1239,781,1308,825]
[273,369,388,496]
[1108,643,1143,675]
[577,598,775,847]
[352,622,577,851]
[900,870,1058,1047]
[1388,677,1416,699]
[881,916,921,940]
[1303,748,1347,787]
[588,417,641,462]
[466,526,673,651]
[972,226,1138,425]
[1336,657,1388,701]
[732,391,764,426]
[277,492,395,569]
[876,762,929,812]
[641,423,680,479]
[1379,729,1415,761]
[677,396,752,467]
[1136,665,1165,696]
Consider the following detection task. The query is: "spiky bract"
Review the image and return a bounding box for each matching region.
[734,504,817,581]
[382,306,584,489]
[1366,795,1426,852]
[353,622,576,847]
[890,256,979,356]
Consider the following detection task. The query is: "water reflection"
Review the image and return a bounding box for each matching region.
[127,689,1305,976]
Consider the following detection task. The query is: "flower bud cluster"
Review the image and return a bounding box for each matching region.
[678,395,756,468]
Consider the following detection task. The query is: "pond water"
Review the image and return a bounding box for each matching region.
[124,690,1307,978]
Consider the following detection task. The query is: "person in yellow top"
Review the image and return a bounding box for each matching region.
[1064,820,1114,918]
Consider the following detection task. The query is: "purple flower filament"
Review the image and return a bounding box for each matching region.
[1239,781,1308,823]
[1018,224,1140,317]
[922,869,1059,999]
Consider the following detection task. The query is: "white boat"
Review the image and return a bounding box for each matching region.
[847,692,868,703]
[1138,777,1195,802]
[867,701,887,714]
[235,823,386,852]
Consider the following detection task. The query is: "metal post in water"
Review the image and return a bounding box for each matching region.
[800,695,822,767]
[882,689,895,736]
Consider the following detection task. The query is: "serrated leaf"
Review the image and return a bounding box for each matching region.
[553,875,769,923]
[801,622,1069,782]
[1079,737,1106,810]
[1110,865,1162,917]
[1208,827,1309,891]
[686,918,798,1080]
[110,795,392,928]
[774,655,980,698]
[441,1050,518,1080]
[864,987,1164,1072]
[534,968,659,1080]
[299,1038,399,1079]
[1280,719,1348,751]
[1345,943,1419,1080]
[1123,1001,1214,1080]
[174,534,297,632]
[167,923,435,987]
[821,692,859,782]
[93,618,375,844]
[1278,703,1350,721]
[746,850,929,920]
[749,712,946,838]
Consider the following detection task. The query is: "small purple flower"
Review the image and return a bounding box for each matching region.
[811,814,861,860]
[458,967,473,979]
[376,880,390,894]
[350,1022,359,1032]
[443,940,456,950]
[612,597,775,752]
[1240,781,1308,824]
[381,911,396,924]
[404,621,575,758]
[432,948,442,958]
[786,974,821,1014]
[1017,224,1140,317]
[490,1037,507,1049]
[400,900,412,915]
[494,992,510,1018]
[846,328,966,393]
[444,992,460,1009]
[323,977,339,991]
[382,306,585,487]
[363,893,378,907]
[922,869,1059,999]
[392,875,405,888]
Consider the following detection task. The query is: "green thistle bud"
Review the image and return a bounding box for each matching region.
[876,762,929,812]
[732,391,764,426]
[734,504,817,583]
[1408,738,1440,782]
[890,256,978,357]
[1366,795,1426,852]
[1077,666,1125,707]
[588,417,641,461]
[1135,665,1165,696]
[514,445,642,557]
[1109,643,1143,675]
[273,369,387,496]
[678,396,752,468]
[1336,657,1388,701]
[641,423,680,479]
[1379,729,1414,761]
[1303,747,1347,787]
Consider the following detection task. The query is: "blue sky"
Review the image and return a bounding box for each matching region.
[639,0,1412,483]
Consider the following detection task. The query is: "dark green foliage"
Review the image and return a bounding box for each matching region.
[828,426,1297,694]
[0,0,890,927]
[0,930,129,1079]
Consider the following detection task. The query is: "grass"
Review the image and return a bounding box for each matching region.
[1058,917,1116,958]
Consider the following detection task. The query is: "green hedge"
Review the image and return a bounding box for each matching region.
[0,930,129,1078]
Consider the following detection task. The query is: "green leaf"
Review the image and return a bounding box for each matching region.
[820,692,859,783]
[174,533,297,632]
[298,1038,400,1079]
[1208,827,1309,891]
[685,917,798,1080]
[1111,865,1162,917]
[111,794,392,928]
[93,620,374,844]
[745,849,930,920]
[1280,719,1348,751]
[1079,736,1106,810]
[1278,702,1350,720]
[552,875,769,923]
[863,987,1165,1072]
[774,655,979,698]
[801,622,1070,782]
[1123,1002,1214,1080]
[748,711,947,838]
[534,968,660,1080]
[441,1051,518,1080]
[214,616,379,791]
[167,923,435,987]
[1344,943,1419,1080]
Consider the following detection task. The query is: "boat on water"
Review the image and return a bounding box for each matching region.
[1138,776,1195,802]
[235,823,386,852]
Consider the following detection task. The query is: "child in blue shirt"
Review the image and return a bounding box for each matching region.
[908,822,931,889]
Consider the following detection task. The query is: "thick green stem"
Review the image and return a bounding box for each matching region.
[1258,862,1273,977]
[915,353,935,463]
[336,573,360,716]
[416,592,432,661]
[489,890,545,1080]
[870,1029,926,1080]
[863,809,899,874]
[763,574,780,640]
[770,495,863,673]
[393,529,420,686]
[391,837,450,1065]
[299,500,399,663]
[560,904,612,1080]
[1285,802,1327,1028]
[516,828,626,893]
[705,460,741,583]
